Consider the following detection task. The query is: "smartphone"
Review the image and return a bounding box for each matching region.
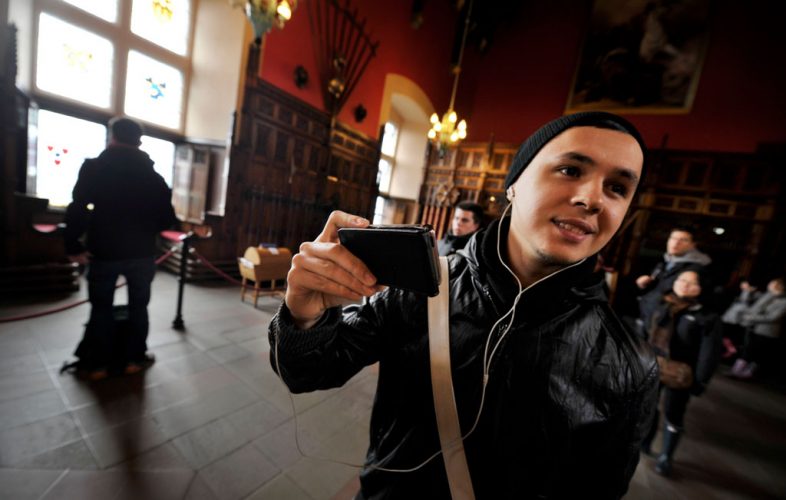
[338,224,441,296]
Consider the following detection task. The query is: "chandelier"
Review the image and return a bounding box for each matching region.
[231,0,297,44]
[428,0,473,154]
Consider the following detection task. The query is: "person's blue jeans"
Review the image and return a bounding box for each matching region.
[80,257,156,367]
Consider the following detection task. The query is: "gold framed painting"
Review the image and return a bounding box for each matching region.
[566,0,711,114]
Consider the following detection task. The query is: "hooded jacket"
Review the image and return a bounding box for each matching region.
[638,248,712,326]
[269,218,659,499]
[64,146,176,261]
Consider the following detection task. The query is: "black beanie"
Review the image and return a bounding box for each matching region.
[504,111,647,189]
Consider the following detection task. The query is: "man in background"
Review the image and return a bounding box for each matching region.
[64,116,177,379]
[437,200,483,256]
[636,226,711,330]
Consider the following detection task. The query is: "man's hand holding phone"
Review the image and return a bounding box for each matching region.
[285,211,382,330]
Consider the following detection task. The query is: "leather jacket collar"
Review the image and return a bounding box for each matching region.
[461,217,605,318]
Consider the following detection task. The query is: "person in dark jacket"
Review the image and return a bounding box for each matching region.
[635,226,711,333]
[64,116,176,379]
[437,201,483,256]
[269,112,659,499]
[640,270,722,476]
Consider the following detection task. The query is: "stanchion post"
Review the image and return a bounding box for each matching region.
[172,231,195,330]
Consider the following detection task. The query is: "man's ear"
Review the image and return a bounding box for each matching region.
[506,187,515,201]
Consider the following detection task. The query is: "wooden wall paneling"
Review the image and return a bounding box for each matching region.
[436,205,448,239]
[615,148,784,293]
[328,121,381,221]
[186,47,378,271]
[420,185,432,225]
[419,140,520,237]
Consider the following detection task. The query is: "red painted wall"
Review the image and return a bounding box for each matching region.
[260,0,786,152]
[463,0,786,152]
[260,0,458,139]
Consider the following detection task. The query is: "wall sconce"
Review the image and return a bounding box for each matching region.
[294,65,309,88]
[353,104,367,123]
[230,0,297,45]
[327,56,347,99]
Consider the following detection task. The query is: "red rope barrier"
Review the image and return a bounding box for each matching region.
[155,249,177,266]
[0,298,91,323]
[191,250,286,300]
[0,249,176,324]
[191,249,245,286]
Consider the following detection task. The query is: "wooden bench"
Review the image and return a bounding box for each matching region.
[238,246,292,306]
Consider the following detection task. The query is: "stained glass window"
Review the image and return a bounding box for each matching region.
[62,0,119,23]
[125,50,184,129]
[36,13,114,108]
[140,135,176,187]
[130,0,192,55]
[34,110,107,207]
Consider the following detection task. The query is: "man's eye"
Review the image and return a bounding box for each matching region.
[609,183,629,197]
[557,166,581,177]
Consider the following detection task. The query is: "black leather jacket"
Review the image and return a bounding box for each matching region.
[270,218,659,499]
[437,231,473,256]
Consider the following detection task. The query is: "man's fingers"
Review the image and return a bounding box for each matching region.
[285,266,363,328]
[305,270,365,304]
[299,241,376,286]
[315,210,369,243]
[293,250,377,296]
[284,212,377,325]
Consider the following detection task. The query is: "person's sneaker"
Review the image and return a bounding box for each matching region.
[640,443,656,458]
[124,354,155,375]
[655,455,672,476]
[730,358,747,377]
[737,361,757,380]
[87,368,109,381]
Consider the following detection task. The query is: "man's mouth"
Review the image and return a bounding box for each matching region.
[554,219,596,236]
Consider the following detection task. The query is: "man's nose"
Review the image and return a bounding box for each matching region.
[571,180,603,214]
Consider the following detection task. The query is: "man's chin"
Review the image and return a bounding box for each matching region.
[535,249,587,269]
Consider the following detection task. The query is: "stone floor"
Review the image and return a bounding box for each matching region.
[0,271,784,499]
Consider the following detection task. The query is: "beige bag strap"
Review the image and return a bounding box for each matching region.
[428,256,476,500]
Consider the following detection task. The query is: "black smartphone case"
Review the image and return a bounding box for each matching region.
[338,225,441,296]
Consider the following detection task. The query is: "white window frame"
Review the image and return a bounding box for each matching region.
[373,121,401,224]
[377,121,399,195]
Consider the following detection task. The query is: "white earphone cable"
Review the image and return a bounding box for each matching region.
[273,202,584,473]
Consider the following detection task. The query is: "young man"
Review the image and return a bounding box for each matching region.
[269,112,658,499]
[64,117,176,379]
[636,226,711,329]
[438,201,484,256]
